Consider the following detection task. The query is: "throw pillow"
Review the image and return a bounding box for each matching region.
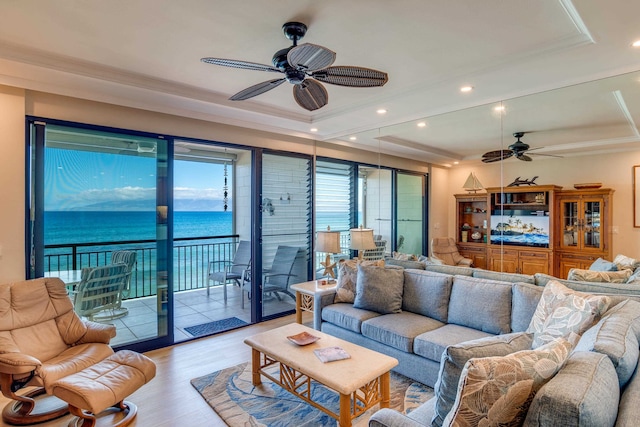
[567,268,632,283]
[442,337,573,427]
[589,257,618,271]
[333,259,384,303]
[392,251,417,261]
[353,264,404,314]
[526,280,610,349]
[613,254,640,271]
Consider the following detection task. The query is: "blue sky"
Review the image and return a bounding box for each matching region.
[45,148,228,211]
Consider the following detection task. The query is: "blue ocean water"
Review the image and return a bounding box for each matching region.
[45,211,233,245]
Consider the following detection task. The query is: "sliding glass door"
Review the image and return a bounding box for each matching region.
[396,172,426,255]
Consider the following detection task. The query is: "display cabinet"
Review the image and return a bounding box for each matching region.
[454,194,488,268]
[555,188,614,278]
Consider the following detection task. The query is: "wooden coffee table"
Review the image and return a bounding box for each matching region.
[244,323,398,427]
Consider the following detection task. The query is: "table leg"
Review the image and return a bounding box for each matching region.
[251,349,262,386]
[295,291,302,324]
[380,372,391,408]
[339,392,352,427]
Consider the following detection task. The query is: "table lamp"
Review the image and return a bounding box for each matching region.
[316,226,341,280]
[349,225,376,260]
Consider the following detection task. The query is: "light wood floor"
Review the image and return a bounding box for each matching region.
[0,313,312,427]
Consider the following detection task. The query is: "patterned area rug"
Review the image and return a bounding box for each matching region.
[184,317,248,337]
[191,362,433,426]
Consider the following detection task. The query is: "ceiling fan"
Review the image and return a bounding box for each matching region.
[201,22,389,111]
[481,132,562,163]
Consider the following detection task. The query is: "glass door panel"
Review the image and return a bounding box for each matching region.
[561,200,579,249]
[358,166,392,258]
[396,173,425,255]
[260,153,312,318]
[583,199,602,250]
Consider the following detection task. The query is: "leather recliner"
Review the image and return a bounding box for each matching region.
[0,277,116,425]
[430,237,474,267]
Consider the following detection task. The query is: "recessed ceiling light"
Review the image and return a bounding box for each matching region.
[494,105,505,112]
[310,128,318,132]
[460,85,474,93]
[377,109,387,114]
[632,40,640,47]
[417,122,427,128]
[349,136,357,141]
[453,161,459,165]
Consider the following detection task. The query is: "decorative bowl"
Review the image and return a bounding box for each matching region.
[471,231,482,240]
[573,183,602,189]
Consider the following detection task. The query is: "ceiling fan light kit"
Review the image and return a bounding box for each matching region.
[201,22,388,111]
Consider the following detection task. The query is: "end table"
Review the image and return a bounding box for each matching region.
[290,280,338,330]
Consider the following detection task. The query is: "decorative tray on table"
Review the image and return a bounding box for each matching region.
[287,331,320,346]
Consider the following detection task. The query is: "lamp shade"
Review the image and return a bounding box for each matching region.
[316,229,341,253]
[349,227,377,250]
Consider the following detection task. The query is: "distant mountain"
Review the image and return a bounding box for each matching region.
[62,198,232,212]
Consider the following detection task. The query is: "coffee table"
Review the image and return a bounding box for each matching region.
[244,323,398,427]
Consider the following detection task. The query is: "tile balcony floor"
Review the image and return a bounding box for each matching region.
[106,282,297,346]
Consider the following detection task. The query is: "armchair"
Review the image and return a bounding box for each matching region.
[207,240,251,303]
[73,263,130,321]
[430,237,473,267]
[0,277,116,425]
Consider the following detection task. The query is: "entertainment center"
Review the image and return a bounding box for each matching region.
[454,185,614,277]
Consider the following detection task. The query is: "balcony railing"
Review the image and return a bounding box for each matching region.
[44,235,239,299]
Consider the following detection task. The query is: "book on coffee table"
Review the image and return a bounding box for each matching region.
[313,346,351,363]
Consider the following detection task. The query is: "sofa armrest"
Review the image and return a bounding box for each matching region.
[0,353,41,375]
[369,408,426,427]
[78,321,116,344]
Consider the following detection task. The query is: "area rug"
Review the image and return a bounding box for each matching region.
[184,317,248,337]
[191,362,433,426]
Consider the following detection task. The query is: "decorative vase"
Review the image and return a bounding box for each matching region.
[461,231,468,242]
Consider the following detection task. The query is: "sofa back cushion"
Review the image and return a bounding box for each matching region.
[472,269,535,284]
[448,276,512,334]
[534,272,640,295]
[511,282,543,332]
[384,258,426,270]
[402,270,452,322]
[423,264,474,276]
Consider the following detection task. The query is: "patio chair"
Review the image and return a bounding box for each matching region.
[240,245,304,308]
[362,239,387,260]
[207,240,251,303]
[430,237,473,267]
[73,263,130,322]
[102,249,138,319]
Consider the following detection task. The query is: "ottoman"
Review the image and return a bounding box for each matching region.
[50,350,156,427]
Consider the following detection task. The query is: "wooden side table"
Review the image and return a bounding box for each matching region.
[290,280,338,330]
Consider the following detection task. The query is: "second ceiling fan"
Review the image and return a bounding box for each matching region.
[481,132,561,163]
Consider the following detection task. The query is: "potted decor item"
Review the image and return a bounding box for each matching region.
[461,223,471,242]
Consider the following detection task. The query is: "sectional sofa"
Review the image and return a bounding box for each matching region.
[316,262,640,427]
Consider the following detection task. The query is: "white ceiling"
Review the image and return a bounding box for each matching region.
[0,0,639,165]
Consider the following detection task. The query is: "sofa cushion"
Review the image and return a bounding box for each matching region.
[523,351,619,427]
[414,324,493,364]
[448,276,512,334]
[443,337,572,427]
[589,257,618,271]
[613,254,640,271]
[392,251,417,261]
[361,312,444,353]
[472,269,535,284]
[617,356,640,427]
[353,264,404,314]
[423,264,474,276]
[574,299,640,387]
[320,303,380,333]
[333,259,384,303]
[431,332,533,427]
[527,280,610,348]
[401,270,452,322]
[567,268,632,283]
[384,258,426,270]
[511,282,543,332]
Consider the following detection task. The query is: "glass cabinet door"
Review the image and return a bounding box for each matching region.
[561,200,579,249]
[583,199,603,250]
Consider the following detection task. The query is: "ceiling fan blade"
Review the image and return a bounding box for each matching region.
[311,66,389,87]
[287,43,336,72]
[482,150,513,163]
[201,57,282,73]
[517,154,533,162]
[229,78,286,101]
[529,152,564,158]
[293,79,328,111]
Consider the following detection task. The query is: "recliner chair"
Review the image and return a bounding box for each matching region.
[430,237,474,267]
[0,277,116,425]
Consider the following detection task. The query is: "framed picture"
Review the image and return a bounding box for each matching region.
[635,165,640,228]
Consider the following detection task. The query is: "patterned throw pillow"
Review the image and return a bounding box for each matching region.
[613,254,640,271]
[442,338,573,427]
[333,259,384,303]
[567,268,632,283]
[526,280,610,349]
[393,251,417,261]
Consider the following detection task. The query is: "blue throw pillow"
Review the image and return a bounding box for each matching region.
[589,258,617,271]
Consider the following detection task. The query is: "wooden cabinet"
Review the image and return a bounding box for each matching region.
[555,188,614,278]
[488,247,551,275]
[454,194,488,267]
